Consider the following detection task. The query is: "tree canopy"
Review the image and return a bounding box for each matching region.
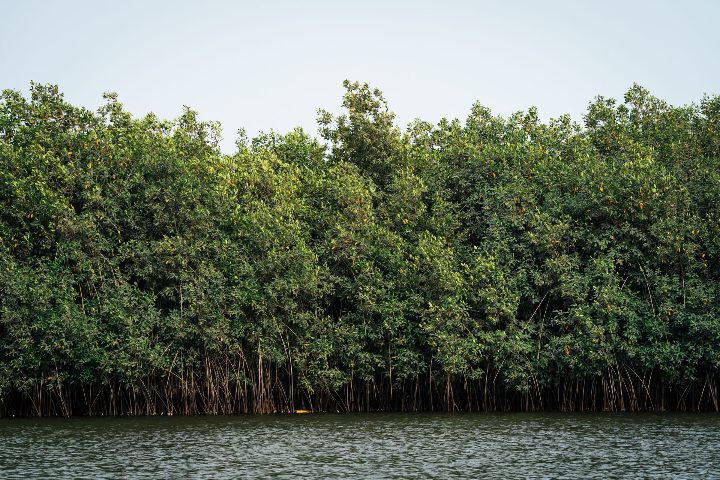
[1,82,719,415]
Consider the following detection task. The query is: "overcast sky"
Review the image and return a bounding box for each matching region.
[2,0,719,152]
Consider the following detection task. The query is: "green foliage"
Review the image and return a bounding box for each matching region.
[1,81,719,415]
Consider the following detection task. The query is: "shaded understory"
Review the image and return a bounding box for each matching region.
[2,372,719,416]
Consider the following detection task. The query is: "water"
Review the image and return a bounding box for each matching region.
[1,413,718,478]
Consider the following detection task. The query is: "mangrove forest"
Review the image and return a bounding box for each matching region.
[1,81,720,416]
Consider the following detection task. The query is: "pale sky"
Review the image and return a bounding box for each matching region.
[2,0,719,152]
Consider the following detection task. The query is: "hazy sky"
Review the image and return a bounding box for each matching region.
[2,0,719,152]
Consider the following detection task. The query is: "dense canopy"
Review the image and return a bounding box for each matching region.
[1,82,719,416]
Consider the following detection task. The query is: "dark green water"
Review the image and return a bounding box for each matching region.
[1,413,718,479]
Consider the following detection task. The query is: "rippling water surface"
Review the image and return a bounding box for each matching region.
[1,413,718,478]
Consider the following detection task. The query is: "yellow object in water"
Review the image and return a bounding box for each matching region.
[294,409,311,414]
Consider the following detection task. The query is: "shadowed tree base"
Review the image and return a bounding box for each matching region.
[3,370,718,417]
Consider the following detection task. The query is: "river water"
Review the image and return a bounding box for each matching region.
[1,413,718,478]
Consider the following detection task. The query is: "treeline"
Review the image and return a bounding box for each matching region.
[1,82,719,416]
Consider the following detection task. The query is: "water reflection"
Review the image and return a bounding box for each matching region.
[1,413,718,478]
